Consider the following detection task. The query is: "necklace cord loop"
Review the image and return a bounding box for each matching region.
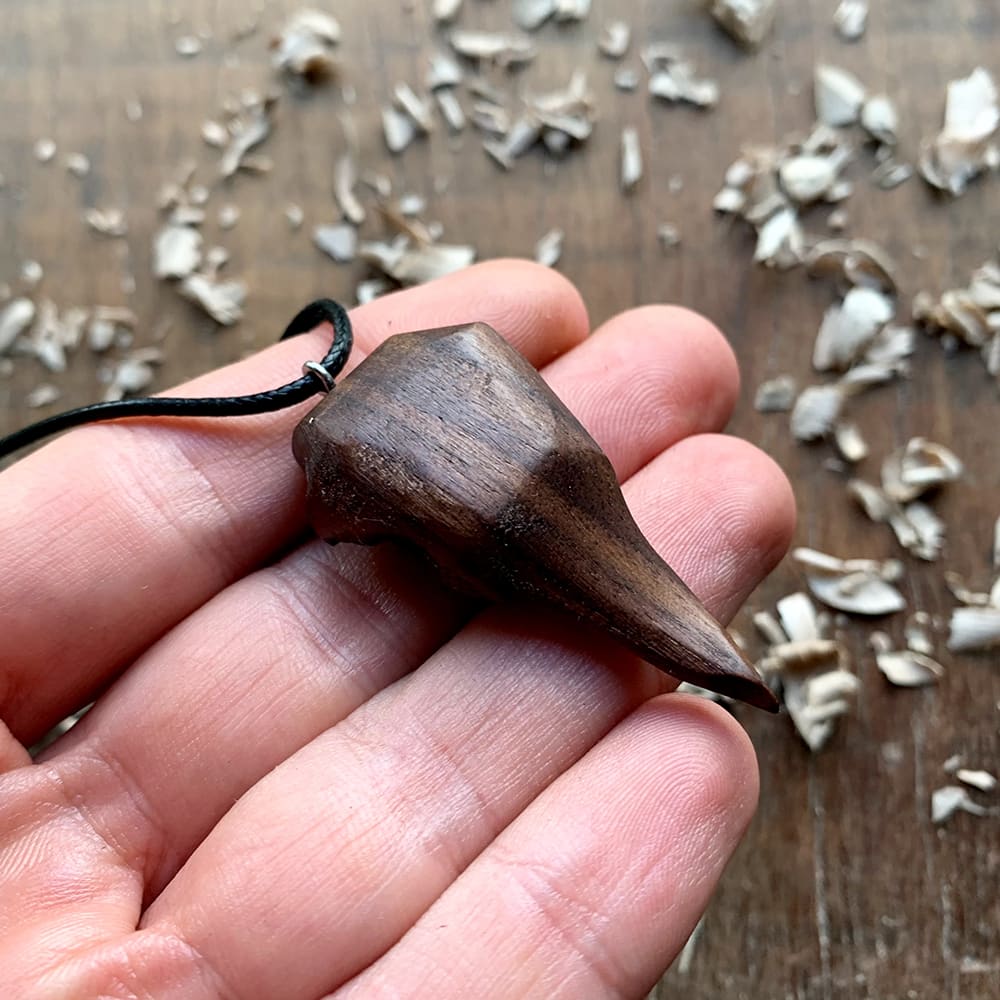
[0,298,353,461]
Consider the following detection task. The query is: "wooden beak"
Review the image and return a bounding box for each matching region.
[293,322,778,712]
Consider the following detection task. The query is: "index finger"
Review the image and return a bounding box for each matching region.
[0,261,588,743]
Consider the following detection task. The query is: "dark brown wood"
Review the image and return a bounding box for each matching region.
[294,322,778,710]
[2,2,998,997]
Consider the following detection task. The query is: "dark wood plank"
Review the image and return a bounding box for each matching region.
[1,2,997,998]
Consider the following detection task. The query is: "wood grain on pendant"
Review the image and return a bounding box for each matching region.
[293,323,778,712]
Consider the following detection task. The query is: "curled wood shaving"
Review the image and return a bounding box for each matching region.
[754,374,797,412]
[794,547,906,616]
[956,769,997,793]
[271,9,341,82]
[882,438,963,503]
[919,67,999,195]
[932,785,991,824]
[706,0,776,49]
[813,287,894,372]
[649,59,719,109]
[435,89,466,133]
[872,637,944,688]
[834,1,868,42]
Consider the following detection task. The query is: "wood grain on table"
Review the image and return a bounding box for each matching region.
[1,2,997,998]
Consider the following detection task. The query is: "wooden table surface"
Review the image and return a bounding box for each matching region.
[2,2,998,997]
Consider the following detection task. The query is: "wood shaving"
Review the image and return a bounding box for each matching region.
[813,287,894,372]
[449,30,537,68]
[103,348,164,401]
[779,149,852,204]
[435,89,467,133]
[555,0,591,21]
[957,770,997,793]
[814,65,867,127]
[754,208,804,270]
[649,60,720,109]
[861,94,899,146]
[755,593,856,752]
[598,21,631,59]
[426,53,464,90]
[25,383,61,409]
[179,274,247,325]
[620,126,642,192]
[271,9,341,82]
[0,298,37,355]
[882,438,963,503]
[355,277,392,305]
[534,229,564,268]
[948,606,1000,652]
[706,0,776,49]
[834,421,868,462]
[329,156,363,226]
[872,160,913,190]
[754,374,797,412]
[360,238,476,287]
[834,1,868,42]
[219,99,275,178]
[285,204,304,230]
[383,106,418,154]
[394,83,434,134]
[153,224,203,279]
[313,223,358,263]
[174,35,203,58]
[65,153,91,177]
[932,785,991,824]
[34,138,57,163]
[790,383,845,440]
[79,207,127,239]
[217,205,240,230]
[919,67,999,196]
[806,238,898,295]
[433,0,464,22]
[794,547,906,616]
[513,0,556,31]
[871,634,944,688]
[614,67,640,92]
[201,119,229,148]
[21,260,43,287]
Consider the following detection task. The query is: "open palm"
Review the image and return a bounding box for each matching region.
[0,261,794,999]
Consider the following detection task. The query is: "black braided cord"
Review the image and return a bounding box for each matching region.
[0,298,353,462]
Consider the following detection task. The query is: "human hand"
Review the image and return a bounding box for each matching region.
[0,261,794,999]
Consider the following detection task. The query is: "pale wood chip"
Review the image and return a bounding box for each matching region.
[0,299,37,355]
[956,769,997,793]
[707,0,777,49]
[153,225,203,279]
[932,785,989,824]
[598,20,631,59]
[754,374,797,412]
[534,229,564,267]
[620,126,642,192]
[314,223,358,263]
[814,64,867,126]
[179,274,247,325]
[834,0,868,41]
[26,383,61,409]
